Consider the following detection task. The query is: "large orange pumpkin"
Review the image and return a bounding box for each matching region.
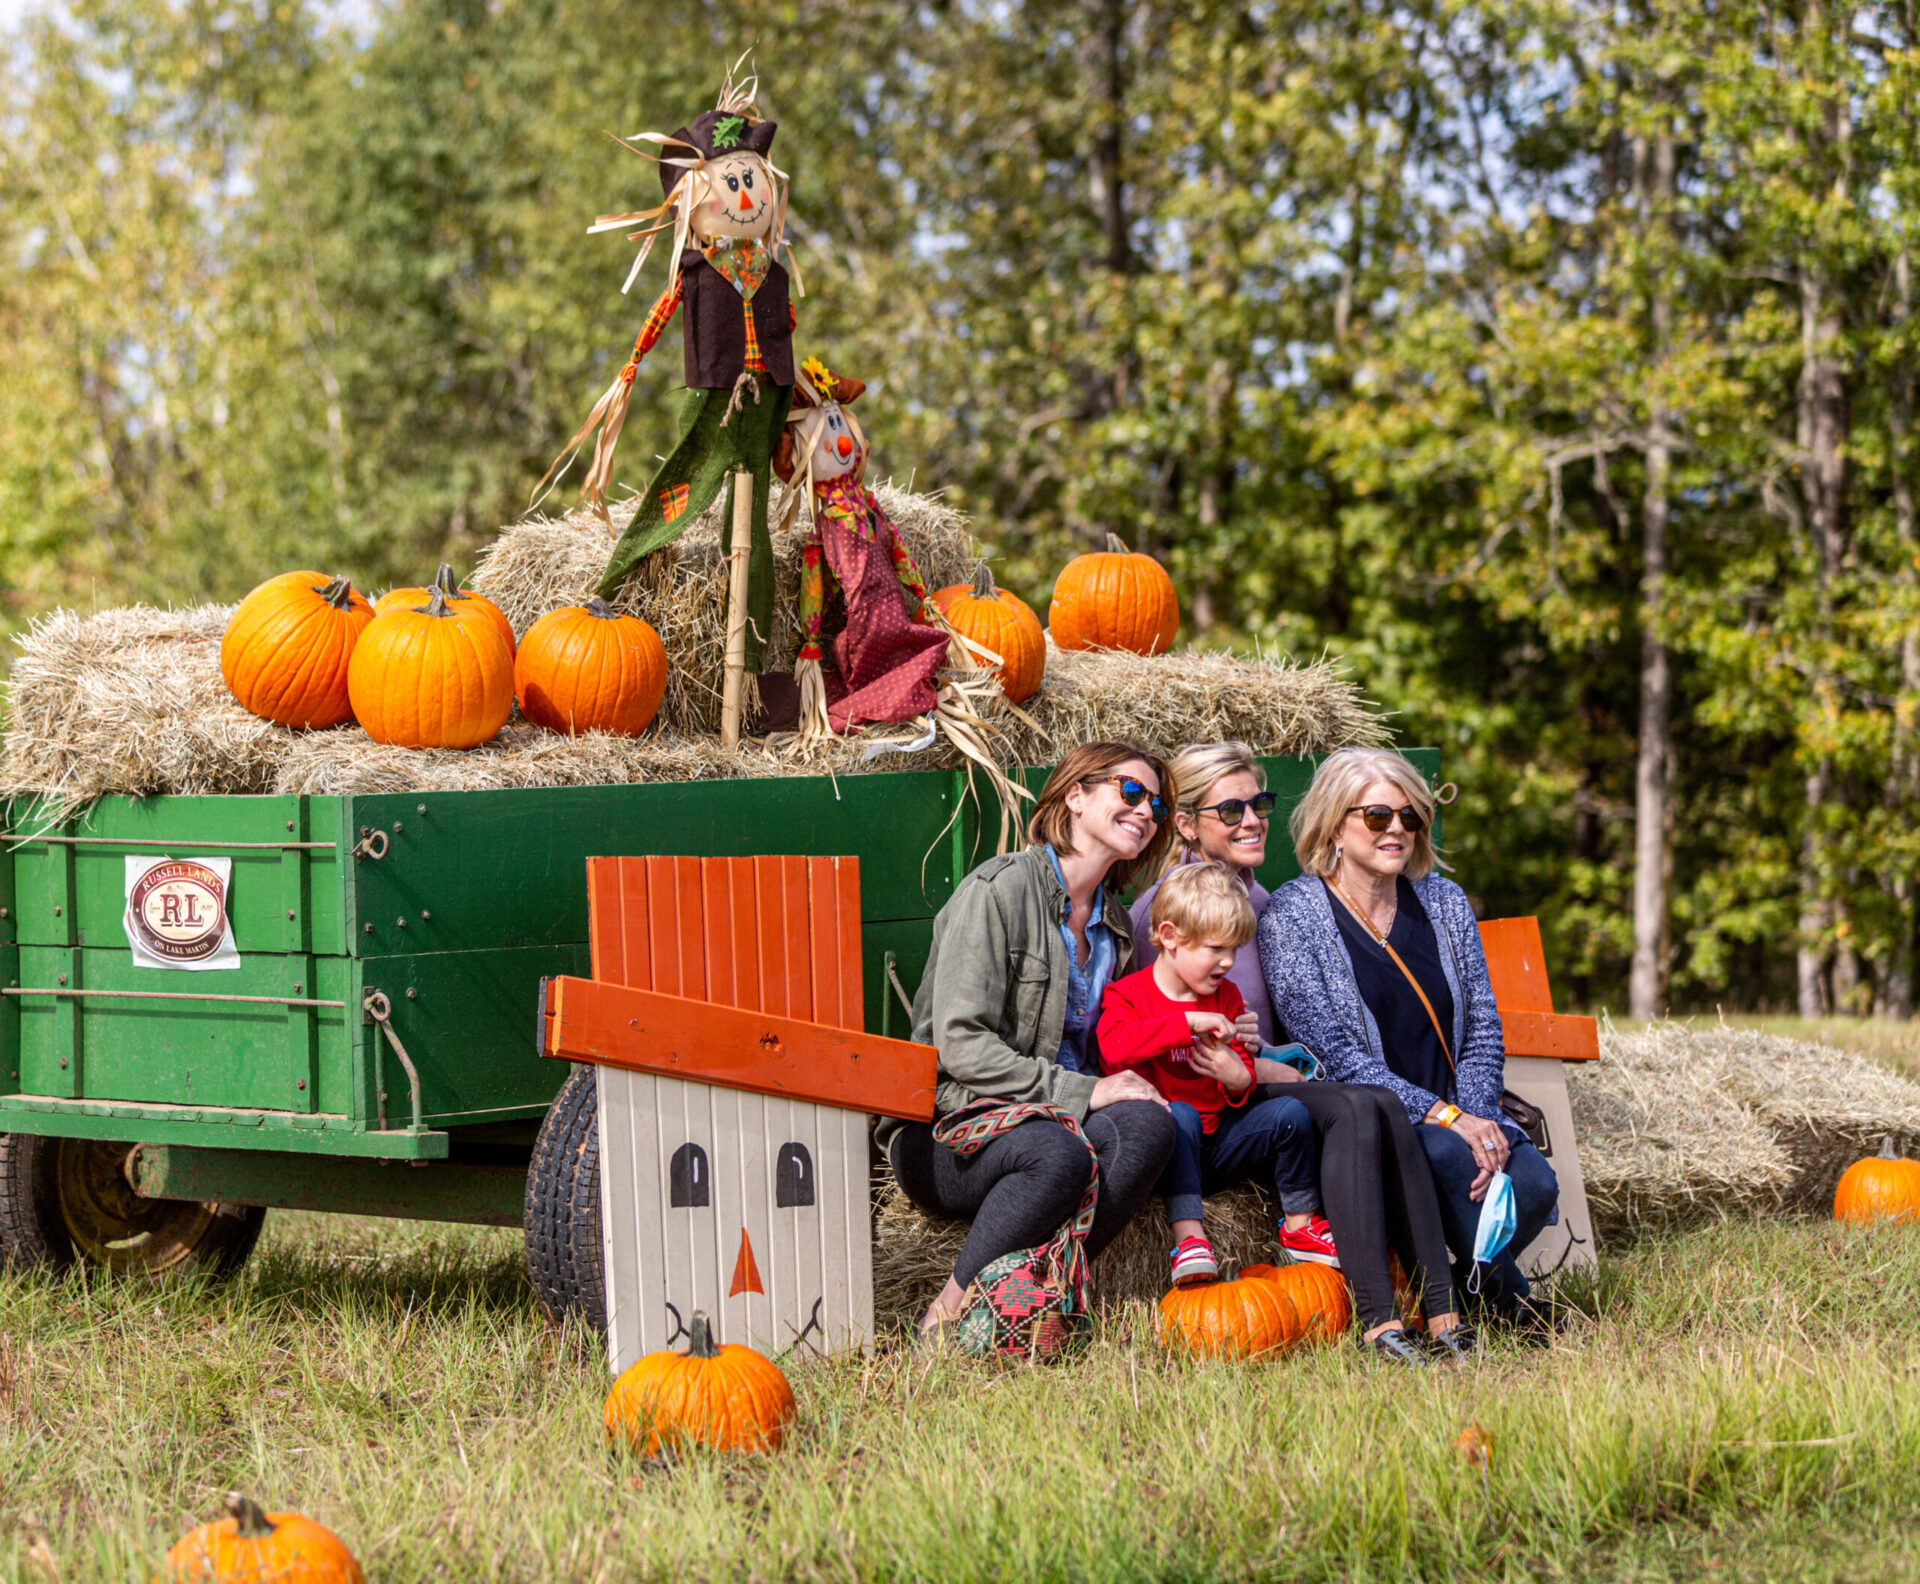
[375,563,516,657]
[515,598,668,738]
[221,572,374,729]
[347,589,514,749]
[932,563,1046,704]
[1834,1139,1920,1227]
[156,1493,364,1584]
[604,1310,796,1456]
[1241,1261,1354,1343]
[1047,533,1180,655]
[1157,1274,1300,1360]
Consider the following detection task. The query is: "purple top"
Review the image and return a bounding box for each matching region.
[1128,854,1277,1046]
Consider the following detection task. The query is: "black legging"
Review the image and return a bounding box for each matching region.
[1283,1082,1457,1329]
[888,1100,1178,1289]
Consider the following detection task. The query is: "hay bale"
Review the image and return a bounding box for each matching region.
[0,604,295,826]
[871,1174,1278,1334]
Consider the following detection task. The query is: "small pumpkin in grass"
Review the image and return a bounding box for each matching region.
[347,588,514,749]
[1047,532,1180,655]
[1834,1138,1920,1227]
[1157,1273,1300,1360]
[156,1492,364,1584]
[604,1310,796,1456]
[221,572,374,729]
[375,563,516,657]
[1242,1260,1354,1343]
[515,597,668,738]
[931,563,1046,704]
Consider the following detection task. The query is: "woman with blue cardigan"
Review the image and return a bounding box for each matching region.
[1257,747,1560,1327]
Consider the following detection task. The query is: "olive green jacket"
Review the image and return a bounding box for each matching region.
[876,845,1135,1154]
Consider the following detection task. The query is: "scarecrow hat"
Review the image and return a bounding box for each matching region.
[658,108,779,199]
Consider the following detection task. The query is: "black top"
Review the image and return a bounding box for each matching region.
[1326,877,1456,1103]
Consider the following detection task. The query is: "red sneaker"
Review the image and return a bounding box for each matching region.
[1169,1235,1220,1287]
[1280,1215,1341,1269]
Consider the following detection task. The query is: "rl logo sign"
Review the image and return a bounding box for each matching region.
[124,856,240,970]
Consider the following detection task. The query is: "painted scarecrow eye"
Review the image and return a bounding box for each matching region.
[774,1142,815,1207]
[743,171,755,191]
[726,175,740,193]
[669,1142,710,1208]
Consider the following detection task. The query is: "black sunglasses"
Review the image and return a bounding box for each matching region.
[1084,775,1170,823]
[1196,791,1277,826]
[1347,803,1427,834]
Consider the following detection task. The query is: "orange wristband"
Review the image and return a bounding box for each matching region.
[1434,1103,1462,1128]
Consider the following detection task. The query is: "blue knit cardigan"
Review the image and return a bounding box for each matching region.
[1256,873,1507,1126]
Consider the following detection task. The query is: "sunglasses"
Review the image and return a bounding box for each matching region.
[1084,775,1170,823]
[1347,803,1428,834]
[1196,791,1277,826]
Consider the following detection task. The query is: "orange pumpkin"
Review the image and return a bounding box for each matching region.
[375,563,516,657]
[515,598,668,738]
[220,572,374,729]
[156,1493,364,1584]
[1834,1139,1920,1227]
[1047,532,1180,655]
[1241,1261,1354,1343]
[347,589,514,749]
[1157,1274,1300,1360]
[932,563,1046,704]
[604,1310,796,1456]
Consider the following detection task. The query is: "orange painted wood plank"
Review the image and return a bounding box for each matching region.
[1501,1008,1599,1061]
[608,856,652,991]
[725,858,762,1013]
[807,856,864,1032]
[701,859,742,1011]
[1478,917,1555,1013]
[756,855,810,1021]
[586,857,622,985]
[544,976,937,1120]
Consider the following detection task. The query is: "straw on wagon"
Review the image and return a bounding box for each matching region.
[2,483,1389,817]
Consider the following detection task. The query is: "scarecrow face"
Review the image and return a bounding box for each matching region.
[807,406,864,483]
[690,152,775,242]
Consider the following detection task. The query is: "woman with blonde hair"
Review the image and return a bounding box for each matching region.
[877,741,1180,1354]
[1258,746,1562,1330]
[1133,742,1475,1363]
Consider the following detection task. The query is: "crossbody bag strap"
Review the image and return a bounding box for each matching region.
[1328,875,1456,1075]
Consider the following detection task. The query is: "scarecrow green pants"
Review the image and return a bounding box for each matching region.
[596,375,793,675]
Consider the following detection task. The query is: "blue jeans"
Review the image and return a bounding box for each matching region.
[1159,1096,1320,1225]
[1417,1122,1559,1312]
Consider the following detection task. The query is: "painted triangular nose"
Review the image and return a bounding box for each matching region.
[728,1226,764,1296]
[737,190,754,211]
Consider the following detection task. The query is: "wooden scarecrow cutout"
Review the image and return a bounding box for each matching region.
[543,64,800,683]
[770,357,951,739]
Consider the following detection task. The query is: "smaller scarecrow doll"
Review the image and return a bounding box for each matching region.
[769,357,951,738]
[542,65,798,676]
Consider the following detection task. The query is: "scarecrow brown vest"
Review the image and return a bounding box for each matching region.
[678,248,794,390]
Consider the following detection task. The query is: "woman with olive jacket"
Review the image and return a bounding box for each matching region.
[877,741,1180,1340]
[1257,747,1561,1323]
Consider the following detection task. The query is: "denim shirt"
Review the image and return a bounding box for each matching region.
[1045,844,1118,1074]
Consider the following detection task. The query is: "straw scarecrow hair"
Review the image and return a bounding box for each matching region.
[585,57,803,300]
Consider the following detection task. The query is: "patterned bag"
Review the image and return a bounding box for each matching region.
[932,1099,1100,1363]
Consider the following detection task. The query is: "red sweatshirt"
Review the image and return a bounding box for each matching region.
[1097,965,1255,1133]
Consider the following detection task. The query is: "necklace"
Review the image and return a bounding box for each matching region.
[1329,869,1396,941]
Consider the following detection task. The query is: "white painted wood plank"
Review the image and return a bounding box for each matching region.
[1503,1055,1598,1277]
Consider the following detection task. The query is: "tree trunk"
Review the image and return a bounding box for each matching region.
[1887,248,1919,1018]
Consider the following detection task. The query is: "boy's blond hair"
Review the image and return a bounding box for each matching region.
[1149,861,1257,948]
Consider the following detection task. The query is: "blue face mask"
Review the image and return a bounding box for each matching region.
[1469,1170,1518,1289]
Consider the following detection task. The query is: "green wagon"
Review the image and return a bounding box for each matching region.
[0,751,1436,1321]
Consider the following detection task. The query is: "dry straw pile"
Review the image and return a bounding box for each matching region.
[869,1017,1920,1331]
[2,486,1387,816]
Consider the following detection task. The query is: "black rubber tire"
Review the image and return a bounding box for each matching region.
[523,1065,606,1336]
[0,1132,264,1280]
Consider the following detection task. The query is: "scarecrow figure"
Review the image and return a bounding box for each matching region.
[543,65,798,675]
[770,358,950,738]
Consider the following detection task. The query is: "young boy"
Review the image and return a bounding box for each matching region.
[1098,861,1334,1285]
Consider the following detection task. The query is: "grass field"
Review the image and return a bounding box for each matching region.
[4,1206,1920,1583]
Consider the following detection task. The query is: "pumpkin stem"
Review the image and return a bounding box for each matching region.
[425,589,452,618]
[430,563,461,596]
[684,1310,723,1359]
[585,596,619,620]
[970,562,998,599]
[318,575,356,610]
[1103,532,1131,554]
[224,1494,277,1541]
[1882,1136,1900,1159]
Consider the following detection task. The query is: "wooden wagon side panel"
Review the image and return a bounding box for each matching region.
[589,854,875,1369]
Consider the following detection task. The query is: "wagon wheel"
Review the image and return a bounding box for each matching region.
[523,1064,606,1337]
[0,1133,263,1279]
